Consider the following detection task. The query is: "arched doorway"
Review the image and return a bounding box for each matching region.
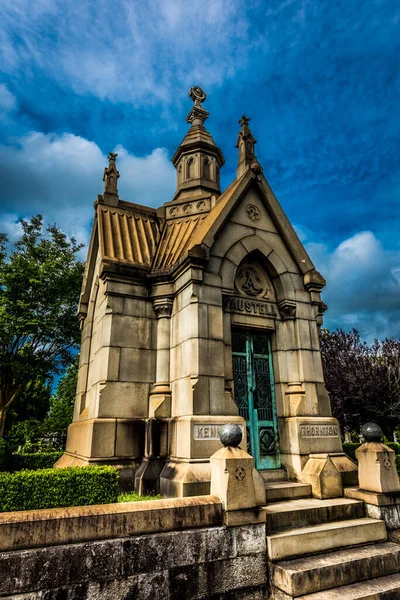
[228,252,281,469]
[232,328,280,469]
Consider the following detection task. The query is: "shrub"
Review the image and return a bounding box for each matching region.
[386,443,400,455]
[342,442,360,462]
[0,466,119,512]
[0,438,10,471]
[343,441,400,474]
[9,451,63,471]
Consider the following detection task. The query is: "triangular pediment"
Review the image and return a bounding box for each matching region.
[188,170,316,277]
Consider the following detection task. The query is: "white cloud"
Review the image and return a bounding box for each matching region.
[116,146,175,206]
[306,231,400,341]
[0,1,257,104]
[0,213,23,243]
[0,131,175,251]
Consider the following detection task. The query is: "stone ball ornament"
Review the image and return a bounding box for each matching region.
[219,423,243,448]
[361,422,383,442]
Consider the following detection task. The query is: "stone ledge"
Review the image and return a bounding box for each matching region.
[344,486,400,506]
[0,495,223,552]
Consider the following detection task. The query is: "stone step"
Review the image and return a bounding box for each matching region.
[272,541,400,597]
[267,517,387,562]
[266,497,365,533]
[295,572,400,599]
[265,481,312,502]
[259,468,287,482]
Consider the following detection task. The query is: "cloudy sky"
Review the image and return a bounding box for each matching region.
[0,0,399,341]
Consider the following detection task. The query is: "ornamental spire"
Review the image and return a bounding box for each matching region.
[102,152,120,206]
[170,86,225,203]
[186,86,209,127]
[236,115,261,178]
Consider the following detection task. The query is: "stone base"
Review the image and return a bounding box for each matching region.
[300,454,343,499]
[345,486,400,506]
[134,457,166,495]
[149,388,171,418]
[224,507,266,527]
[279,453,308,480]
[62,417,145,462]
[55,452,141,491]
[159,458,212,498]
[329,452,358,486]
[278,416,343,456]
[168,415,246,460]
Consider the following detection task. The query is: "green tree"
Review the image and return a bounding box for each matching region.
[45,357,78,442]
[0,216,84,436]
[320,328,400,439]
[4,374,52,435]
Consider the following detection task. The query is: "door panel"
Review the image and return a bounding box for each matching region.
[232,329,280,469]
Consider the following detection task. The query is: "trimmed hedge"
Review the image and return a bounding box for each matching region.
[0,466,119,512]
[343,441,400,473]
[9,451,63,472]
[342,442,360,462]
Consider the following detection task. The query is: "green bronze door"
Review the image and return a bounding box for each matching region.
[232,329,280,469]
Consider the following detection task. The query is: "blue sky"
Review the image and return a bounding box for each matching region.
[0,0,399,341]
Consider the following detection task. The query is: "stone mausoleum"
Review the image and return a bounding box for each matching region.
[57,87,356,497]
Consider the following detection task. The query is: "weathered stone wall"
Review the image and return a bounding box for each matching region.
[0,524,267,600]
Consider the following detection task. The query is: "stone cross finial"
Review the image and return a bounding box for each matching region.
[186,86,209,126]
[189,86,207,107]
[239,115,251,127]
[236,114,258,178]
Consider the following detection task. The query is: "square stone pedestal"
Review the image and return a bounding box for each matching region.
[160,415,246,497]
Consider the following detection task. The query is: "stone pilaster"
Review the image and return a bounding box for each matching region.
[149,298,173,418]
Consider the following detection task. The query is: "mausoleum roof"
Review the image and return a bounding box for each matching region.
[152,213,208,272]
[97,201,160,269]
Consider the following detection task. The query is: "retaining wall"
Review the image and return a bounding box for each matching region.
[0,496,267,599]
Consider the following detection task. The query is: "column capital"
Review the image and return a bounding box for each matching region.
[153,298,173,318]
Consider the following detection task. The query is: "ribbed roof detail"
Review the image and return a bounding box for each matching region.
[152,215,208,271]
[98,205,159,268]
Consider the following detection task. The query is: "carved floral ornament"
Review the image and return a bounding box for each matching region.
[153,299,173,318]
[167,198,210,218]
[246,204,261,222]
[278,300,297,320]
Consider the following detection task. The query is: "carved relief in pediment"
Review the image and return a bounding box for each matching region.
[235,259,276,302]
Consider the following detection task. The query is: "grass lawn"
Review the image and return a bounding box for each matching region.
[118,491,162,502]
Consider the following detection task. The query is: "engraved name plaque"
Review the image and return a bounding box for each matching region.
[224,296,277,317]
[193,424,244,441]
[300,425,339,438]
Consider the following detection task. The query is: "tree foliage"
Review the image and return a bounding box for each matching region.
[0,216,84,436]
[320,328,400,438]
[45,356,78,441]
[4,374,52,435]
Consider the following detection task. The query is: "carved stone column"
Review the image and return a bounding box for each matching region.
[149,298,173,418]
[135,298,173,495]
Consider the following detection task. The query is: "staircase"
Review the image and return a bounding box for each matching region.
[263,477,400,598]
